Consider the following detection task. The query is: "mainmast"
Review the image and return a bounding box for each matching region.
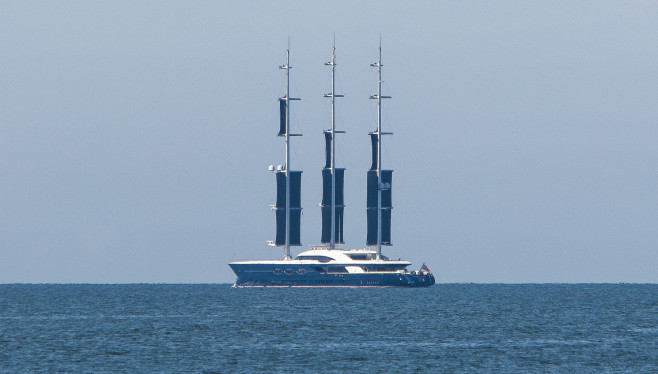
[367,40,392,259]
[274,43,302,260]
[321,37,345,248]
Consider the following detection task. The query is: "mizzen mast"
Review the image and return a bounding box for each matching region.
[367,40,392,259]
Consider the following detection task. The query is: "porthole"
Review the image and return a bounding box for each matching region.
[284,269,294,275]
[273,269,282,275]
[297,268,307,275]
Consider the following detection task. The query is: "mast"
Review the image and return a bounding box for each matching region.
[322,37,344,249]
[285,48,291,259]
[368,39,392,259]
[276,41,302,260]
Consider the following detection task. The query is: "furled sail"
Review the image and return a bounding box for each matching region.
[320,168,345,244]
[274,170,302,246]
[366,169,393,246]
[324,131,332,169]
[278,99,287,136]
[369,133,378,171]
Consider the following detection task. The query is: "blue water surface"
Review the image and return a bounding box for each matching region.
[0,284,656,373]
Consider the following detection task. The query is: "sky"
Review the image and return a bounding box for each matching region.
[1,1,657,283]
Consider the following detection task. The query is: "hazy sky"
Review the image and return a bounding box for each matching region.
[2,1,657,283]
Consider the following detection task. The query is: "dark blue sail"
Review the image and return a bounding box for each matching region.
[274,170,302,246]
[324,131,332,169]
[366,169,393,246]
[366,208,377,246]
[366,169,378,209]
[278,99,287,136]
[369,133,378,170]
[381,208,391,244]
[289,209,301,246]
[275,171,286,208]
[275,209,286,245]
[321,168,345,206]
[380,170,392,210]
[320,168,345,244]
[366,170,377,245]
[290,171,302,210]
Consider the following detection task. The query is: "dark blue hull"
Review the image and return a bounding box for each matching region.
[229,263,435,287]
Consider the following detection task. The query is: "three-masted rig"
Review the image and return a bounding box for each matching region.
[229,41,435,287]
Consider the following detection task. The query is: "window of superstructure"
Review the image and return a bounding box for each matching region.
[346,254,370,260]
[326,266,348,274]
[295,255,334,262]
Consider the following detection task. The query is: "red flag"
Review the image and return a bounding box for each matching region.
[420,263,433,276]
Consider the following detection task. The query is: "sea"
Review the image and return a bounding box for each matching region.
[0,284,656,373]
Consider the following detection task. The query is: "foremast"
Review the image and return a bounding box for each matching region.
[274,45,302,260]
[321,39,345,249]
[367,41,392,259]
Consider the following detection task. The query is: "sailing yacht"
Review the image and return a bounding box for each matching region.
[229,43,435,287]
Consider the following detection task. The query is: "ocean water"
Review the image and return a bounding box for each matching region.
[0,284,656,373]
